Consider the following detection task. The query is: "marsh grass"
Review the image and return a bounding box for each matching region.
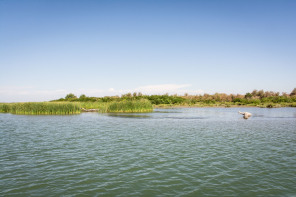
[258,103,283,108]
[104,99,153,113]
[288,102,296,107]
[0,103,11,113]
[76,102,108,111]
[0,100,153,115]
[4,102,81,115]
[77,102,109,112]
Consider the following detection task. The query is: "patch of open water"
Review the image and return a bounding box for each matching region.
[0,108,295,196]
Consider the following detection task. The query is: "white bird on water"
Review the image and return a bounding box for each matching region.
[239,111,252,119]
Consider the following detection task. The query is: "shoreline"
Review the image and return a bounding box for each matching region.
[81,106,292,112]
[153,104,290,109]
[1,102,295,115]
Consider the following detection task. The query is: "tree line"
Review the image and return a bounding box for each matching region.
[53,88,296,106]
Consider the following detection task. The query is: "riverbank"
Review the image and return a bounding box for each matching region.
[54,91,296,109]
[1,101,295,115]
[153,102,296,109]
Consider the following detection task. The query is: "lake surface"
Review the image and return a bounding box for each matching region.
[1,108,296,196]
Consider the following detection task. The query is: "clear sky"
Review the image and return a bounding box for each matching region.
[0,0,295,102]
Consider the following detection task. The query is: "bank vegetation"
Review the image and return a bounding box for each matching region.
[1,88,295,115]
[54,88,296,108]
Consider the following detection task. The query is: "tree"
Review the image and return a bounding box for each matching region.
[122,93,132,98]
[282,92,289,97]
[65,93,77,100]
[258,90,265,98]
[79,94,87,101]
[245,93,252,99]
[290,88,296,96]
[251,89,258,96]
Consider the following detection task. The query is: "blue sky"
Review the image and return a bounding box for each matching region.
[0,0,295,102]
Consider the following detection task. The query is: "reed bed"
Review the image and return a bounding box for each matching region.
[3,102,81,115]
[0,100,153,115]
[103,99,153,113]
[76,102,108,111]
[0,103,11,113]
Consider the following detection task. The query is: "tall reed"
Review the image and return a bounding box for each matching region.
[7,102,81,115]
[77,102,108,110]
[104,99,153,113]
[0,103,11,113]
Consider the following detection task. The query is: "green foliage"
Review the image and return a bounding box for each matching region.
[233,98,244,103]
[78,102,108,110]
[0,103,11,113]
[48,88,296,109]
[4,102,81,115]
[288,102,296,107]
[104,99,153,113]
[3,88,296,115]
[145,95,185,105]
[250,99,261,105]
[99,96,117,102]
[65,93,77,100]
[77,95,98,102]
[202,99,216,104]
[245,93,252,99]
[79,94,87,100]
[271,96,291,103]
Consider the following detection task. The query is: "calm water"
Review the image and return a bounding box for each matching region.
[1,108,296,196]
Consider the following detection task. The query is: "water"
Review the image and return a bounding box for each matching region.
[0,108,296,196]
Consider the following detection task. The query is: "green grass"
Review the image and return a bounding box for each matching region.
[288,102,296,107]
[76,102,108,111]
[103,99,153,113]
[78,102,109,112]
[2,98,294,115]
[0,102,81,115]
[0,100,153,115]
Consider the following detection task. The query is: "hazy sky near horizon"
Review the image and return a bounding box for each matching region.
[0,0,295,102]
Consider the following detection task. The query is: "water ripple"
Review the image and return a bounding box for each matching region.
[1,108,296,196]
